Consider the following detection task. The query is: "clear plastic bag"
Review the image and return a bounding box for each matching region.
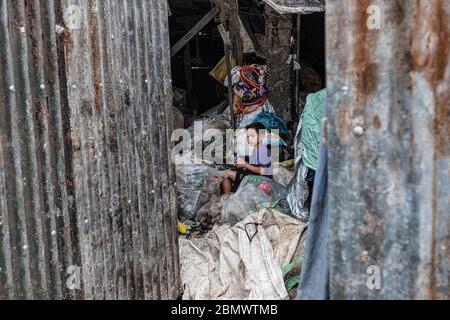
[176,159,223,220]
[221,175,291,225]
[287,161,311,222]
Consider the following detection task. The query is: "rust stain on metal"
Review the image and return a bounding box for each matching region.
[373,115,382,129]
[336,106,352,140]
[352,0,377,103]
[1,0,180,300]
[435,96,450,157]
[63,27,74,65]
[328,0,450,300]
[88,11,103,113]
[411,0,449,82]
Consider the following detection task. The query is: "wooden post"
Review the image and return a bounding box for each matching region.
[170,6,220,58]
[228,0,243,65]
[220,4,236,130]
[294,14,301,120]
[265,6,293,120]
[183,45,196,115]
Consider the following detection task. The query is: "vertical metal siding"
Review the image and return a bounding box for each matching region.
[0,0,179,300]
[327,0,449,299]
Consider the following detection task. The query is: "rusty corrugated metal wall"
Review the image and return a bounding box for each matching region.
[327,0,449,299]
[0,0,180,300]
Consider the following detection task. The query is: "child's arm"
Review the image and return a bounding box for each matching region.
[236,160,263,175]
[243,163,263,175]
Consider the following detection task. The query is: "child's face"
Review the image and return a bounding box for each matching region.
[247,128,260,147]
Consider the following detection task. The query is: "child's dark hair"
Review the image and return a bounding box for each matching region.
[246,122,267,133]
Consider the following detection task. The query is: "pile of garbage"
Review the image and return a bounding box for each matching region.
[180,209,307,300]
[176,158,223,220]
[174,63,326,300]
[287,88,327,222]
[221,176,292,226]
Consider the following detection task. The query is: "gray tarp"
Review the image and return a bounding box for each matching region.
[286,110,311,222]
[300,89,326,171]
[297,142,329,300]
[180,209,307,300]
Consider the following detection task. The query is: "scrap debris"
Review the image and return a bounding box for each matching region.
[175,53,326,299]
[180,209,307,300]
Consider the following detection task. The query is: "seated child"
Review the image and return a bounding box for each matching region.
[222,122,273,193]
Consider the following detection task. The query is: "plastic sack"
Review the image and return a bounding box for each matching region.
[209,56,237,84]
[263,132,287,147]
[225,99,275,128]
[299,89,326,171]
[224,65,268,105]
[221,175,291,225]
[254,112,289,138]
[287,160,311,222]
[273,167,295,187]
[285,104,316,222]
[180,209,307,300]
[176,158,223,220]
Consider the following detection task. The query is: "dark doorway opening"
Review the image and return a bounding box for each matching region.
[168,1,326,123]
[299,12,326,86]
[169,2,225,117]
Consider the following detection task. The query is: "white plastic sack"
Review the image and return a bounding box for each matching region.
[222,176,291,226]
[273,167,295,187]
[180,209,307,300]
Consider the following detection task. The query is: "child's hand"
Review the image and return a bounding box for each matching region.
[235,160,248,169]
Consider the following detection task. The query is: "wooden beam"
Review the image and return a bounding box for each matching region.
[170,6,220,58]
[228,0,243,65]
[265,5,294,120]
[211,0,230,11]
[183,46,196,115]
[218,4,236,130]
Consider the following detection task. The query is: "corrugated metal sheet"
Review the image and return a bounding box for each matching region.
[0,0,180,300]
[327,0,450,299]
[263,0,325,14]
